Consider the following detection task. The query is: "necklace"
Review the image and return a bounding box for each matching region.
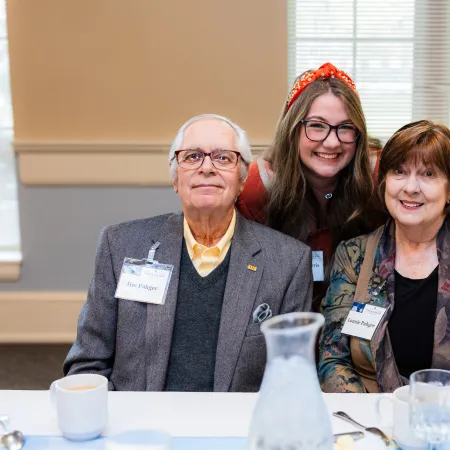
[311,187,333,199]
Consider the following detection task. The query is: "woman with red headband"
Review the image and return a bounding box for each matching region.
[237,63,385,310]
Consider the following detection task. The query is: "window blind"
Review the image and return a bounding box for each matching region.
[0,0,20,252]
[287,0,450,143]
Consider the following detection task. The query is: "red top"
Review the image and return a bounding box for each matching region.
[237,162,268,224]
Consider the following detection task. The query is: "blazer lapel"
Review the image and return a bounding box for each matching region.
[214,214,264,391]
[144,213,184,391]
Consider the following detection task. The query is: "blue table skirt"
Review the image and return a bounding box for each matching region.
[23,434,247,450]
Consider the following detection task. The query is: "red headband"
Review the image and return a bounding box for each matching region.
[285,62,357,112]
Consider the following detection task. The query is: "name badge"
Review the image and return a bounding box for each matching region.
[312,251,324,282]
[341,302,388,340]
[115,257,173,305]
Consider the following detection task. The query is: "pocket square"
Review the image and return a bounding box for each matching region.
[252,303,273,324]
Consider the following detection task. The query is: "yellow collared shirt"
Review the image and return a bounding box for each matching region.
[183,211,236,277]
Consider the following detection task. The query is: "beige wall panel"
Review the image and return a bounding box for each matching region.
[15,142,264,185]
[0,292,85,342]
[17,150,172,185]
[7,0,287,144]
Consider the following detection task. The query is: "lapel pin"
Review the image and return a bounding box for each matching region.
[247,264,257,271]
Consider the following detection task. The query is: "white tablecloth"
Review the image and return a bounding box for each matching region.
[0,390,392,449]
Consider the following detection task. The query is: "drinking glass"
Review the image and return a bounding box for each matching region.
[410,369,450,450]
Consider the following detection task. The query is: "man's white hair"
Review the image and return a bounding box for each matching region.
[168,114,253,181]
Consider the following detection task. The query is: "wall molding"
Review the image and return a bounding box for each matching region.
[0,251,22,282]
[0,262,21,282]
[0,291,86,343]
[14,141,266,186]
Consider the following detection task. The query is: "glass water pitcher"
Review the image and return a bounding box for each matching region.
[248,312,333,450]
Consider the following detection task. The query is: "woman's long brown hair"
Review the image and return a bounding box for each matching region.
[265,76,377,246]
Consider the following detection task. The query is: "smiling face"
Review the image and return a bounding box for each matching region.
[173,119,246,216]
[385,161,450,230]
[298,91,357,183]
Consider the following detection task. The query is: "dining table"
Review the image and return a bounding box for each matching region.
[0,390,399,449]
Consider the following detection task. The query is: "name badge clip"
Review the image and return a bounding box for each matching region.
[146,241,161,264]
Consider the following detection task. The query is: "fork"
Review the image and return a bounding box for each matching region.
[333,411,391,446]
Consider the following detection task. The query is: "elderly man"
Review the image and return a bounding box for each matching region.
[64,114,313,392]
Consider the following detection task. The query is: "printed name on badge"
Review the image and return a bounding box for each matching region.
[341,301,387,340]
[115,257,173,305]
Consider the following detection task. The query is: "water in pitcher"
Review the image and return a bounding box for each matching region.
[248,313,333,450]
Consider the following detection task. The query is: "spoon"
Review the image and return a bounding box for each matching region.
[333,411,391,446]
[0,415,25,450]
[333,431,365,442]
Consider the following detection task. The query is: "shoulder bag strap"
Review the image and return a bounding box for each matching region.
[354,225,384,303]
[350,225,385,393]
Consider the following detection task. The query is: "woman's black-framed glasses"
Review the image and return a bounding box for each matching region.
[174,149,241,170]
[300,120,359,143]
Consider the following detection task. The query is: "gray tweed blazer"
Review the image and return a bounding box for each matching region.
[64,211,313,391]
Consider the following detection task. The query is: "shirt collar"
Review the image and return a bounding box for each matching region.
[184,210,236,255]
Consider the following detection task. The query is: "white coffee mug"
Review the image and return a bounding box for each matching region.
[376,385,427,450]
[49,373,108,441]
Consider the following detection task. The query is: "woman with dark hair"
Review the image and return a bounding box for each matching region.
[319,120,450,393]
[237,63,384,309]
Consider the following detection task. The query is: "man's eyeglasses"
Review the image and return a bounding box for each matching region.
[300,120,359,143]
[174,149,241,170]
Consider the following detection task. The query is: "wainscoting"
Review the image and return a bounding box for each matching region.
[0,291,85,342]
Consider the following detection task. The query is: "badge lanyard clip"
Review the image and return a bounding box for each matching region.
[147,242,161,264]
[370,280,386,298]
